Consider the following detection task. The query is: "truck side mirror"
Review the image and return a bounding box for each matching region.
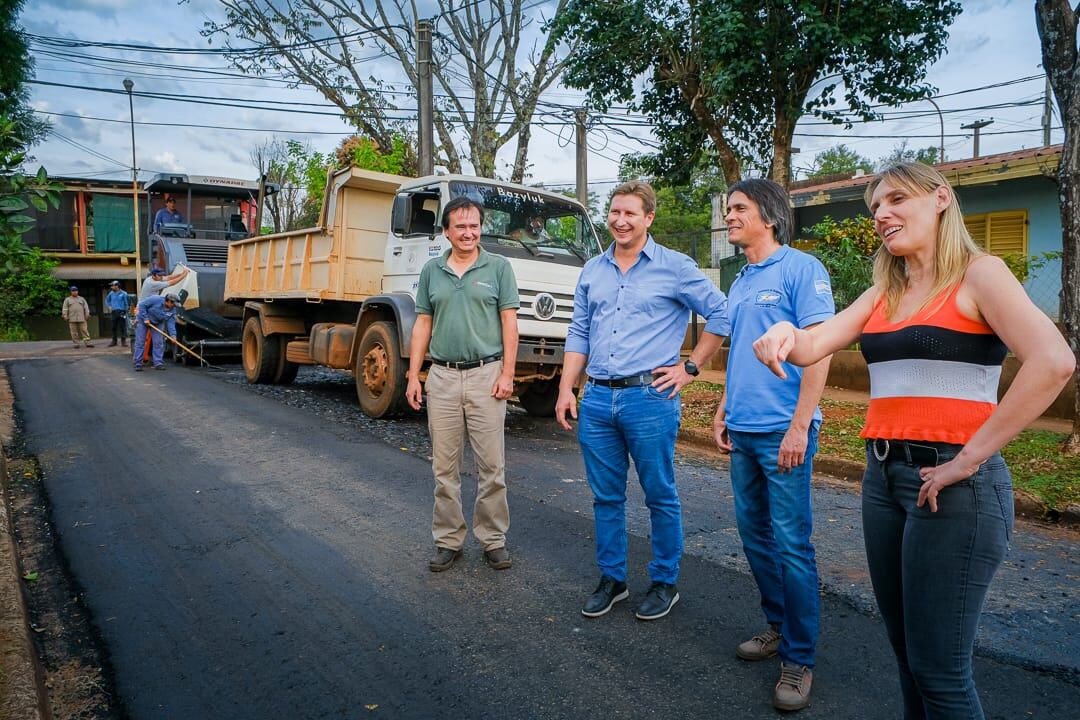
[391,194,412,236]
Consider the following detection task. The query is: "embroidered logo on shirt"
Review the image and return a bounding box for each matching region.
[474,280,494,290]
[815,279,832,295]
[755,289,782,305]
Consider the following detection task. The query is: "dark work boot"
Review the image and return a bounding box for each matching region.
[428,547,462,572]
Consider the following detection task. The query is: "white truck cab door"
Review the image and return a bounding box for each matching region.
[384,187,446,294]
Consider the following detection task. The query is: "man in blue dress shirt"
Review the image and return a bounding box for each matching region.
[556,181,729,621]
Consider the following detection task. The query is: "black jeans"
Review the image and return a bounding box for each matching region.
[110,310,127,343]
[862,441,1012,719]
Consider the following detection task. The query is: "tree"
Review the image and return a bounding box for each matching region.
[1035,0,1080,451]
[206,0,576,182]
[552,1,960,188]
[877,140,942,169]
[251,139,307,234]
[0,0,48,150]
[806,144,874,179]
[0,118,65,339]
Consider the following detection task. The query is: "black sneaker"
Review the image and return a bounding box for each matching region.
[153,365,166,371]
[134,367,143,372]
[428,547,462,572]
[581,575,629,618]
[635,582,680,620]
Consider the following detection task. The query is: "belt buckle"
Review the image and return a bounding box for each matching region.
[872,439,890,463]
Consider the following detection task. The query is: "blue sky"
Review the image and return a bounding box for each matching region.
[22,0,1066,190]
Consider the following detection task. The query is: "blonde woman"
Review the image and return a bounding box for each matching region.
[751,162,1074,719]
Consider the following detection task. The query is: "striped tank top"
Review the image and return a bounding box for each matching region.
[860,284,1007,444]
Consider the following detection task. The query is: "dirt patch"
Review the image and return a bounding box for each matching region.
[5,446,119,719]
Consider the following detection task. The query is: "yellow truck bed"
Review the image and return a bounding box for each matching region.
[225,167,409,302]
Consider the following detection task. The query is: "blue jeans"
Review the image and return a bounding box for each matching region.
[862,441,1012,720]
[132,320,164,368]
[729,426,820,668]
[577,382,682,584]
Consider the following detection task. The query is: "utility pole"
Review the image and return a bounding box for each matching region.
[1043,74,1053,147]
[960,119,993,159]
[123,78,141,292]
[574,109,588,208]
[416,18,434,176]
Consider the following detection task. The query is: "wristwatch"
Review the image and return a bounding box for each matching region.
[684,359,700,377]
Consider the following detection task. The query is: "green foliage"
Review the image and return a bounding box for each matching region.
[0,0,49,149]
[0,116,66,335]
[806,145,874,179]
[552,1,960,185]
[805,215,877,310]
[878,140,942,168]
[1001,250,1063,284]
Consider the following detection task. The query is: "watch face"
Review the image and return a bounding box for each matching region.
[685,360,700,376]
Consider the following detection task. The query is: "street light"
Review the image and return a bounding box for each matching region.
[925,96,945,163]
[123,78,141,296]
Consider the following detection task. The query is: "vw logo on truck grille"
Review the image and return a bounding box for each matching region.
[533,292,557,320]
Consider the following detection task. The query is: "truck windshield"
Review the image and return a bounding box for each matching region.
[448,181,601,266]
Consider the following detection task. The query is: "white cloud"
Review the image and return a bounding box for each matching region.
[151,151,183,172]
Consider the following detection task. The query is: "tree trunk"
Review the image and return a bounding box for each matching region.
[1059,122,1080,452]
[1035,0,1080,451]
[510,124,531,184]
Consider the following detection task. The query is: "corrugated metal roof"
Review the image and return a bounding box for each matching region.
[790,144,1063,199]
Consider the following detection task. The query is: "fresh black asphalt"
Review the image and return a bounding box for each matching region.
[10,355,1080,719]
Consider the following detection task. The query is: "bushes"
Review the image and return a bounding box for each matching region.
[805,215,877,311]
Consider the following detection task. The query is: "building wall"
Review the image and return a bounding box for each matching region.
[954,176,1062,318]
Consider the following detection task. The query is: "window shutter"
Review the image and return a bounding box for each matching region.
[962,210,1027,258]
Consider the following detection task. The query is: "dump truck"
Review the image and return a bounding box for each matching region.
[224,167,603,418]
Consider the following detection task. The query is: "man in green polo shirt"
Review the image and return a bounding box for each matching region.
[406,195,520,573]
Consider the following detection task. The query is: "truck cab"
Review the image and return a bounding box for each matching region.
[385,176,601,412]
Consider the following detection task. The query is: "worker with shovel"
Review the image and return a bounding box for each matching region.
[133,293,178,372]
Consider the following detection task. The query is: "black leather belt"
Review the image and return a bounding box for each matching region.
[432,354,502,370]
[870,439,957,467]
[590,373,656,388]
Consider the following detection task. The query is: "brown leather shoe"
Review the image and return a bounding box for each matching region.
[484,546,511,570]
[428,547,462,572]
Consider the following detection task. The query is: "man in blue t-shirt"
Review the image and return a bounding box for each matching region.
[153,196,183,233]
[713,178,834,712]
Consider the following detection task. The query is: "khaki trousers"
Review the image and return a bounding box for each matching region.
[426,360,509,551]
[68,321,90,345]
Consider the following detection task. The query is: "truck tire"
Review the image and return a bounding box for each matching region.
[518,378,563,417]
[242,316,279,384]
[273,352,299,385]
[355,321,406,418]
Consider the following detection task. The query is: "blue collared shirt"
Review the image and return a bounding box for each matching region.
[566,236,729,379]
[724,244,835,432]
[105,289,129,312]
[153,208,183,232]
[136,294,177,335]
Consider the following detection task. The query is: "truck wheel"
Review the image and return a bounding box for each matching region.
[242,316,280,384]
[355,321,406,418]
[273,351,299,385]
[518,378,563,417]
